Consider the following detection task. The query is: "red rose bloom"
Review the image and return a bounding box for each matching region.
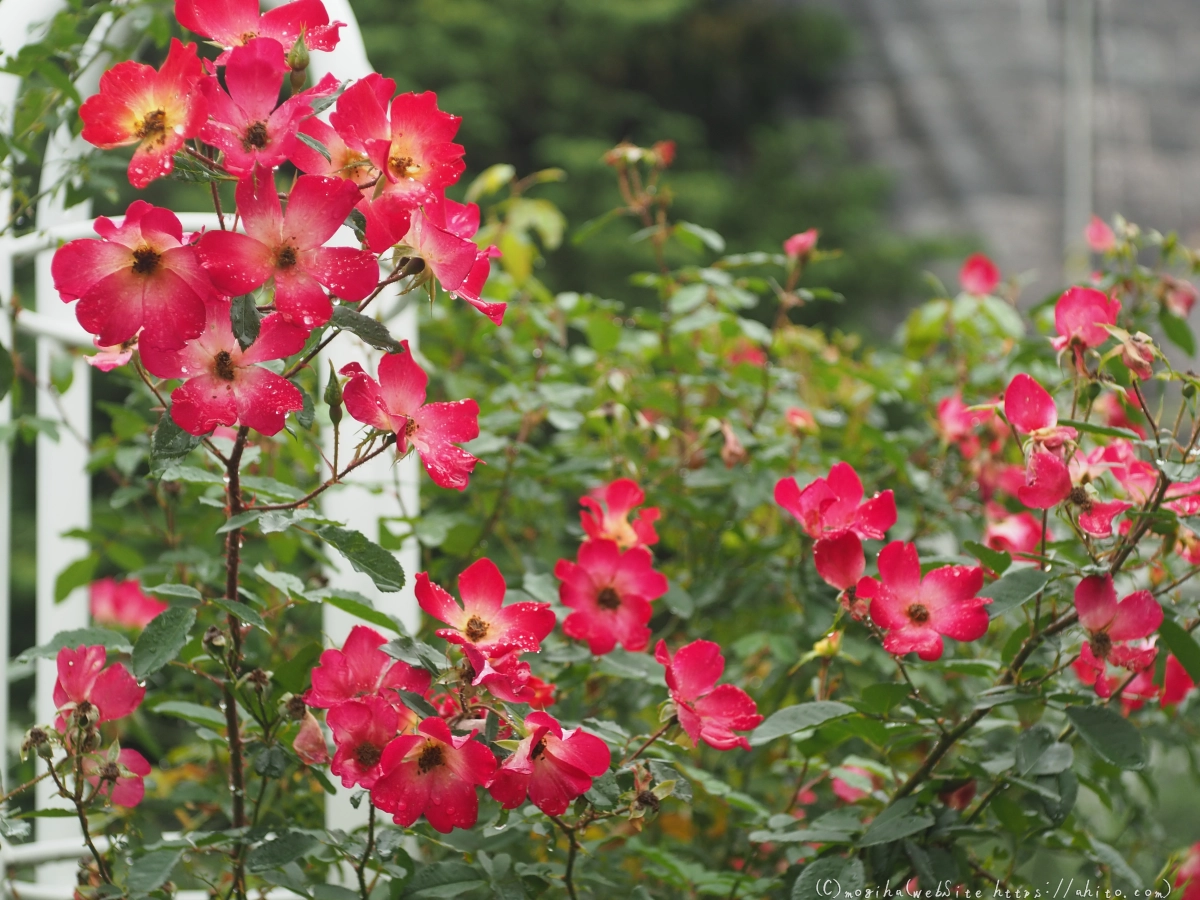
[304,625,432,710]
[655,639,763,751]
[371,717,497,833]
[775,462,896,590]
[488,712,610,816]
[416,557,555,655]
[857,542,988,662]
[1073,574,1162,697]
[79,39,207,188]
[580,478,660,550]
[51,200,214,352]
[139,298,308,437]
[340,344,481,491]
[328,695,415,789]
[197,166,379,329]
[84,748,152,808]
[555,539,669,655]
[53,646,145,730]
[175,0,343,65]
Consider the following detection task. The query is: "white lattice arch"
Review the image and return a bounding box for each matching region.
[0,1,419,894]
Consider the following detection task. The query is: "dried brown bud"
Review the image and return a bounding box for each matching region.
[285,694,307,721]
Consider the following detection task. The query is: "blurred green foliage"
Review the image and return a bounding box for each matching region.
[350,0,952,321]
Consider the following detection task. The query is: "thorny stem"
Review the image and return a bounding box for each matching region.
[548,815,581,900]
[622,720,673,766]
[356,803,376,899]
[48,757,111,884]
[224,426,251,900]
[888,417,1191,807]
[0,768,51,805]
[251,438,394,512]
[889,609,1080,803]
[281,261,410,381]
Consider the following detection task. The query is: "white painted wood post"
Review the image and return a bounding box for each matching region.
[300,0,422,834]
[26,9,126,877]
[0,0,420,885]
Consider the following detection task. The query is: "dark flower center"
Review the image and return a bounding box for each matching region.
[1068,486,1090,508]
[136,108,167,141]
[99,762,121,781]
[1090,632,1113,660]
[132,246,161,276]
[531,738,547,760]
[354,742,381,769]
[405,418,419,437]
[76,700,94,717]
[243,120,270,151]
[214,350,236,382]
[417,743,444,773]
[906,603,931,625]
[597,587,621,610]
[465,616,489,642]
[276,245,298,269]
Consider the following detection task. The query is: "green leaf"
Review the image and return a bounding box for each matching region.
[584,314,622,353]
[132,607,197,679]
[230,294,262,351]
[273,642,324,694]
[152,701,228,730]
[126,849,182,895]
[1058,418,1142,441]
[254,745,288,778]
[54,554,99,603]
[396,689,439,719]
[1161,309,1196,356]
[316,525,406,592]
[963,540,1011,575]
[792,857,864,900]
[749,701,855,746]
[857,798,934,846]
[1015,726,1074,776]
[210,597,268,632]
[856,683,912,716]
[246,831,317,873]
[0,342,14,402]
[16,628,132,663]
[330,306,402,353]
[152,413,202,460]
[216,510,266,534]
[295,384,315,429]
[382,633,447,674]
[296,131,331,162]
[49,351,73,394]
[240,475,306,501]
[146,583,204,603]
[1065,705,1146,769]
[401,861,487,899]
[255,565,306,598]
[464,163,516,203]
[1090,837,1141,887]
[980,567,1051,619]
[324,359,343,425]
[596,649,666,683]
[675,221,725,253]
[661,580,695,618]
[313,588,402,632]
[1158,619,1200,685]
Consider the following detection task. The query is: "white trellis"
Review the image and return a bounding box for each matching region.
[0,0,419,894]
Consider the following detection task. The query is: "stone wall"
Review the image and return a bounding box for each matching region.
[805,0,1200,298]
